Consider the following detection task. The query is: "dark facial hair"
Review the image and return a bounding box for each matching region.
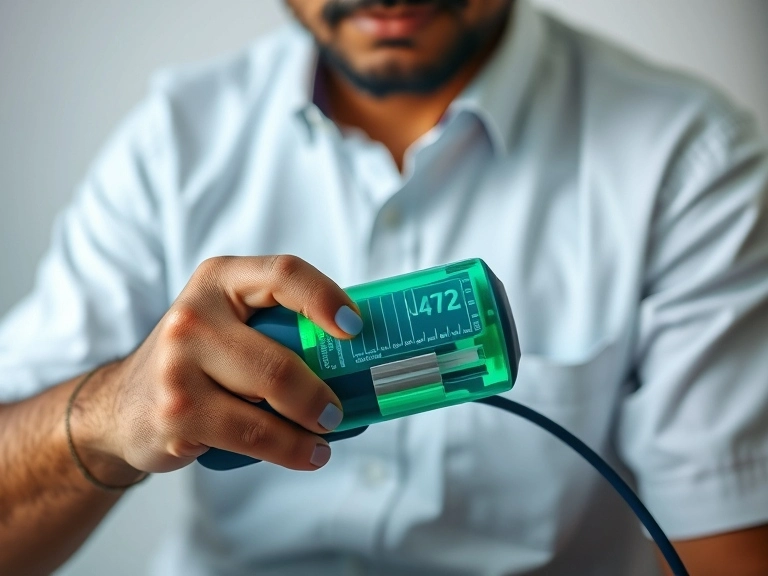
[317,0,511,98]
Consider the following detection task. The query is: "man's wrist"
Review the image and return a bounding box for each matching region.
[66,365,148,489]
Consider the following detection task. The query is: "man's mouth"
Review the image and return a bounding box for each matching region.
[349,4,440,39]
[322,0,467,36]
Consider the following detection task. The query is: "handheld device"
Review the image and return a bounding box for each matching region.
[196,258,689,576]
[198,258,519,470]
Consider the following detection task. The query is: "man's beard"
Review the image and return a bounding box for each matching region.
[317,0,511,98]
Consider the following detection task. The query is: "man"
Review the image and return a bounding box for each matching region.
[1,0,767,574]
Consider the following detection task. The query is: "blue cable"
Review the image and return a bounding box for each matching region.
[474,395,689,576]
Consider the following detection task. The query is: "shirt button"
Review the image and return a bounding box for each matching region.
[380,206,402,229]
[360,459,390,487]
[305,105,326,129]
[342,556,366,576]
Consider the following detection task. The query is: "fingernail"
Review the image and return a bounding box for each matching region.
[335,305,363,336]
[310,443,331,468]
[318,402,343,431]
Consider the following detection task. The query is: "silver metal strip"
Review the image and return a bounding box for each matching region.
[370,352,442,397]
[436,346,482,373]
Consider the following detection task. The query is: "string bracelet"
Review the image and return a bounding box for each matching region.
[65,368,150,492]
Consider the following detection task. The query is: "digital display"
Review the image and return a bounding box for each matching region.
[316,272,482,372]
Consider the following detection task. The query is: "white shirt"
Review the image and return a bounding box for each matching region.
[2,2,768,574]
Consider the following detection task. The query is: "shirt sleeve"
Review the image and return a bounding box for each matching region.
[0,90,173,403]
[618,104,768,539]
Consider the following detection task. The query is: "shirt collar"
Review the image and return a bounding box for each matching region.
[280,24,326,133]
[288,0,546,153]
[450,0,546,155]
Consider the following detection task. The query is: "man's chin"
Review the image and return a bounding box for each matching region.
[320,47,458,98]
[317,5,511,99]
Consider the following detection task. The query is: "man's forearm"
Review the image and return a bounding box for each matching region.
[661,525,768,576]
[0,368,139,575]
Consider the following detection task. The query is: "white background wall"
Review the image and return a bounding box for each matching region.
[0,2,766,575]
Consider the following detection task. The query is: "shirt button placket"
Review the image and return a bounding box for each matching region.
[366,199,409,280]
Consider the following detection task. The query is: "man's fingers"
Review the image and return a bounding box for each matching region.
[191,255,363,340]
[118,255,358,473]
[197,321,344,434]
[195,390,333,471]
[165,254,357,465]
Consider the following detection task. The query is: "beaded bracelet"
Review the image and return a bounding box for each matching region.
[65,368,150,492]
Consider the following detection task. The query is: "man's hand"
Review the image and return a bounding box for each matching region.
[0,255,362,575]
[70,255,362,483]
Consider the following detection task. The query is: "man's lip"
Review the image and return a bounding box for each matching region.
[349,5,440,39]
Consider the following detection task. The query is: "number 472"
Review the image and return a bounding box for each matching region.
[411,289,462,316]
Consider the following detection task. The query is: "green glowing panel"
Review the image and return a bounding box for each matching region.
[297,259,518,431]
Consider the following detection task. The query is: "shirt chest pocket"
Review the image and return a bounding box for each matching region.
[441,337,629,546]
[510,337,627,420]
